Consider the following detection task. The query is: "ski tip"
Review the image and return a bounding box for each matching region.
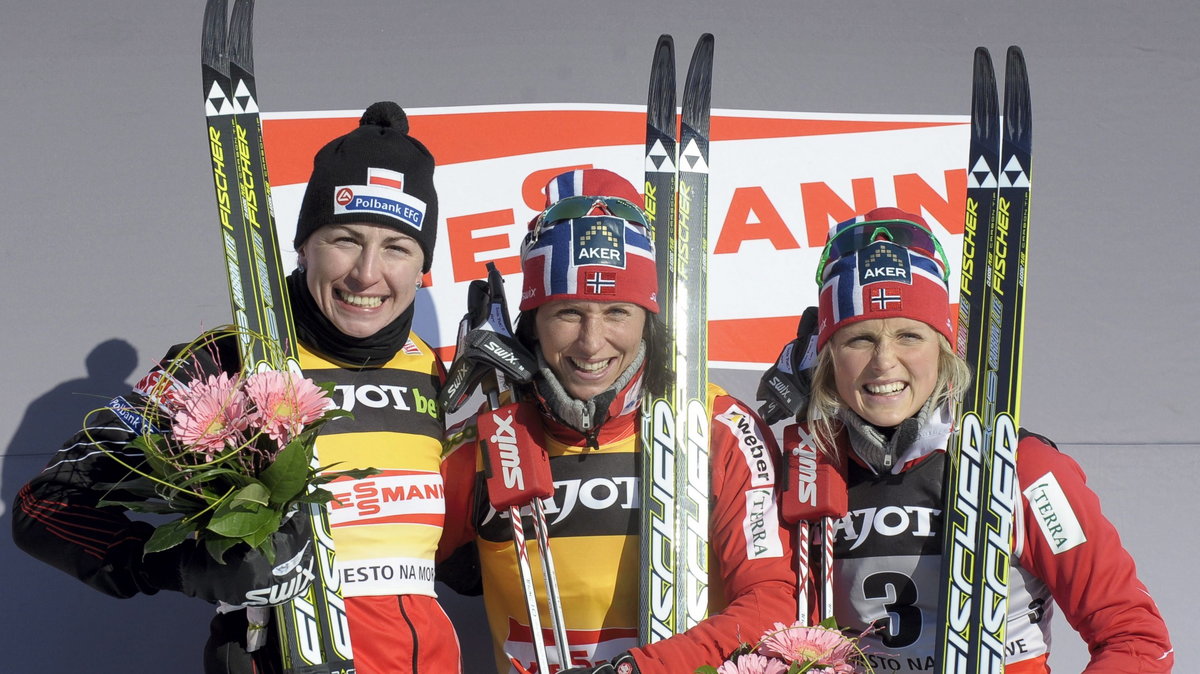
[201,0,228,66]
[647,35,677,132]
[682,35,714,130]
[1004,45,1031,147]
[972,46,993,72]
[228,0,256,70]
[971,47,998,141]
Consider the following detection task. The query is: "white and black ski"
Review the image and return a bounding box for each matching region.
[937,45,1032,674]
[202,2,353,671]
[639,33,714,643]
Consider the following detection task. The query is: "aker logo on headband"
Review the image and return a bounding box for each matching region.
[333,166,426,231]
[573,217,626,269]
[859,241,912,286]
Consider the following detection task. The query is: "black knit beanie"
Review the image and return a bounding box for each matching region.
[294,101,438,272]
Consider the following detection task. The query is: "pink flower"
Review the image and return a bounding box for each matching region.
[758,621,860,670]
[245,370,331,447]
[173,372,250,456]
[716,653,789,674]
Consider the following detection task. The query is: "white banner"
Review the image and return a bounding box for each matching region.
[263,103,968,367]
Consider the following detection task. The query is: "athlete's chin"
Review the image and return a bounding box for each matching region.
[328,313,397,339]
[562,379,615,402]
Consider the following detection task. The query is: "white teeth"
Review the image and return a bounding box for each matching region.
[866,382,906,395]
[571,358,610,373]
[339,291,383,308]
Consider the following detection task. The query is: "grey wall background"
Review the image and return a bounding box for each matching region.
[2,1,1194,671]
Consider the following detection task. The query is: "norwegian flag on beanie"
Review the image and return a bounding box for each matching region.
[541,168,642,206]
[519,169,659,313]
[816,208,953,349]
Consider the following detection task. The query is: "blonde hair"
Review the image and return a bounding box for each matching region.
[806,332,971,457]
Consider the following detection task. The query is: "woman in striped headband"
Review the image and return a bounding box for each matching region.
[759,207,1172,672]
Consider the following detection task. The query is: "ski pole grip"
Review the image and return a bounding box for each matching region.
[478,402,555,509]
[780,424,848,524]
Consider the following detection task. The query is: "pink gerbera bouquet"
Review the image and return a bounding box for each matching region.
[94,330,370,562]
[697,619,872,674]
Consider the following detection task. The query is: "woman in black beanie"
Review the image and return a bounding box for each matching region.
[13,102,461,674]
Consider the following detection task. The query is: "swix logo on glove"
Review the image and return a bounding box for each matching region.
[781,425,848,523]
[492,411,523,490]
[483,340,522,368]
[243,545,316,606]
[479,403,554,508]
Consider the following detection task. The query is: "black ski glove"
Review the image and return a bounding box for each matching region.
[140,510,315,607]
[439,262,537,414]
[560,652,640,674]
[756,305,820,425]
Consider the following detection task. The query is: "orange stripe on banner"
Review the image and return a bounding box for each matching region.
[262,118,359,185]
[262,109,966,185]
[710,316,801,365]
[712,117,963,142]
[262,111,644,184]
[412,110,644,165]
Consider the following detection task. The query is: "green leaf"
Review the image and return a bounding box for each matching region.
[203,535,241,564]
[207,500,274,538]
[144,518,197,554]
[694,667,719,674]
[310,467,379,488]
[295,488,334,506]
[260,439,311,506]
[231,482,271,508]
[96,499,180,515]
[243,511,283,550]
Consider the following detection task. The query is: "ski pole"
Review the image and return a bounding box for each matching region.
[528,493,572,666]
[441,262,573,669]
[478,386,553,672]
[781,424,847,623]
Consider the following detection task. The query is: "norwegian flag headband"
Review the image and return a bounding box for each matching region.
[519,169,659,313]
[815,208,953,350]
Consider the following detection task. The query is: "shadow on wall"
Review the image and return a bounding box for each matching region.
[2,338,213,674]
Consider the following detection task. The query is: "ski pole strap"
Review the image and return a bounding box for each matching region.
[756,306,819,425]
[478,402,555,509]
[441,330,537,413]
[439,262,537,414]
[780,424,848,524]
